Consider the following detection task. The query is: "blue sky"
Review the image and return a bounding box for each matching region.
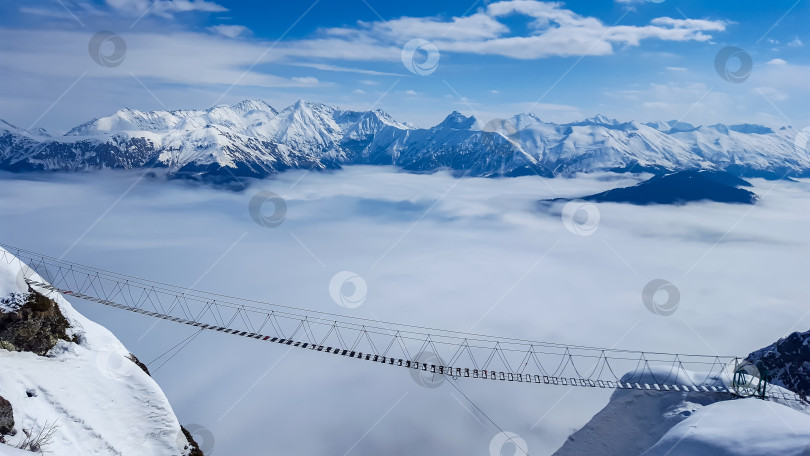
[1,0,809,131]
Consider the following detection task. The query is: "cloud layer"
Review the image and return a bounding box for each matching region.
[1,167,809,455]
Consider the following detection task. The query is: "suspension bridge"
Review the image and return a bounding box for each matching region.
[0,243,798,403]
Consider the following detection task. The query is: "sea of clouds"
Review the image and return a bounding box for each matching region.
[1,166,808,455]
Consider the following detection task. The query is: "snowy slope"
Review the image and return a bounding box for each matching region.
[0,247,195,455]
[2,101,809,180]
[554,365,810,455]
[0,444,31,456]
[553,367,728,456]
[365,111,543,177]
[643,399,810,456]
[669,124,809,177]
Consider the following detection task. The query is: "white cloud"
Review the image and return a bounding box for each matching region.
[788,37,804,47]
[354,12,509,41]
[311,1,728,60]
[208,24,250,39]
[756,86,789,102]
[604,81,739,124]
[288,62,404,77]
[105,0,227,17]
[292,76,319,85]
[755,61,810,94]
[0,29,314,89]
[601,76,810,128]
[19,7,81,20]
[3,0,731,89]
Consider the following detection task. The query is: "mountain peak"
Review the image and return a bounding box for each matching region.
[435,111,482,130]
[585,114,620,125]
[565,114,626,128]
[279,99,340,116]
[114,107,142,117]
[515,113,544,123]
[644,120,699,133]
[729,123,774,135]
[368,108,409,129]
[291,98,310,108]
[292,98,325,109]
[222,99,277,116]
[666,120,698,133]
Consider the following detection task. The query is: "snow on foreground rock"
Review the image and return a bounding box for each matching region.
[553,367,810,456]
[0,247,196,455]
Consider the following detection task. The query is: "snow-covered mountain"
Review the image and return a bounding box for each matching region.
[2,100,809,182]
[0,247,201,455]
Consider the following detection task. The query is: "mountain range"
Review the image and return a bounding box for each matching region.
[2,99,809,183]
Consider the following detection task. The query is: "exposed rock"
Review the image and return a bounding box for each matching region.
[127,353,151,377]
[746,329,810,398]
[0,395,13,436]
[0,290,77,356]
[180,426,204,456]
